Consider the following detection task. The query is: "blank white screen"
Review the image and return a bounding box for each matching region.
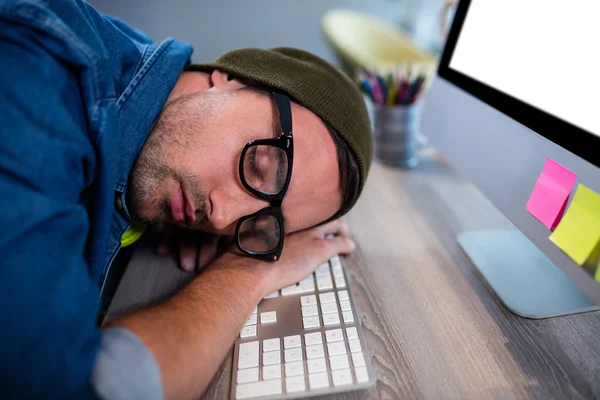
[449,0,599,138]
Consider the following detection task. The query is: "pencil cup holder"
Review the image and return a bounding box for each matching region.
[372,102,421,168]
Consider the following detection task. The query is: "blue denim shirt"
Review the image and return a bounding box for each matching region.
[0,0,193,397]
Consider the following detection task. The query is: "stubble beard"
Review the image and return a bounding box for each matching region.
[126,93,214,228]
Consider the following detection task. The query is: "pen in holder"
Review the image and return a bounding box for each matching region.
[357,66,429,169]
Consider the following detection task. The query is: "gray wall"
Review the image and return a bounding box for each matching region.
[89,0,444,66]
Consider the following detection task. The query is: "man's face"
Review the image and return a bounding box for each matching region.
[127,70,342,236]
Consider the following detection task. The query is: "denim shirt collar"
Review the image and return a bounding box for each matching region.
[113,38,193,222]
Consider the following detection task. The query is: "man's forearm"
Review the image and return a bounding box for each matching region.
[106,254,267,400]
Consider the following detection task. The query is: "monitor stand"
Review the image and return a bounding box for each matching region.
[458,228,598,319]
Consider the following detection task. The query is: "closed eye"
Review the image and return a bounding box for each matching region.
[247,146,263,183]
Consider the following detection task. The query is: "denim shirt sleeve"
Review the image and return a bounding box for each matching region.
[0,18,126,399]
[101,13,154,45]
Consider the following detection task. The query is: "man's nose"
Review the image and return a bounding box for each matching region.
[208,187,270,231]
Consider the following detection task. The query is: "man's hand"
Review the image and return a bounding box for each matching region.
[229,217,356,297]
[156,225,233,272]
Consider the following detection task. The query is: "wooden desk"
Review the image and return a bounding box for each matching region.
[105,148,600,399]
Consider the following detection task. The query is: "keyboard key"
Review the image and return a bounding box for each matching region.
[263,338,280,353]
[352,352,366,367]
[282,282,314,296]
[240,325,257,338]
[305,344,325,359]
[317,277,334,291]
[236,379,282,399]
[329,255,342,268]
[300,274,315,284]
[284,361,304,377]
[244,314,257,326]
[317,272,332,283]
[325,329,344,343]
[302,316,320,329]
[327,342,347,356]
[263,351,281,366]
[286,376,306,393]
[308,372,329,390]
[346,327,358,340]
[334,277,346,288]
[329,354,350,370]
[337,290,349,301]
[308,372,330,389]
[252,306,257,314]
[332,369,353,386]
[339,300,352,312]
[354,366,370,383]
[342,311,355,323]
[264,291,279,299]
[323,313,341,326]
[301,305,319,318]
[315,263,330,276]
[238,341,259,369]
[319,292,336,304]
[260,311,277,324]
[349,339,362,353]
[320,302,338,315]
[237,367,259,384]
[307,358,327,374]
[262,365,282,380]
[281,284,299,296]
[332,267,344,279]
[301,294,318,307]
[284,335,301,349]
[304,332,323,346]
[298,281,315,292]
[284,348,303,362]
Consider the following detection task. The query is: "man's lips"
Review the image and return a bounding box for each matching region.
[170,182,208,226]
[170,184,185,223]
[182,186,197,223]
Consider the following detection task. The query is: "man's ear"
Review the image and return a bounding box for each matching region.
[210,69,247,91]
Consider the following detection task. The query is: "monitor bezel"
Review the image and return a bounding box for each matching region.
[438,0,600,169]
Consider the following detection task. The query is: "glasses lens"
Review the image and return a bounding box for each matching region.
[243,145,288,195]
[238,215,281,253]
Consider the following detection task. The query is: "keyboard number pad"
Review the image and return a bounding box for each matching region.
[235,256,371,399]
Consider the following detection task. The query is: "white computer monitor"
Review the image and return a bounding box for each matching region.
[422,0,600,318]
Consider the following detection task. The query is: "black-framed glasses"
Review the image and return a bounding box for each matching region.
[235,91,293,261]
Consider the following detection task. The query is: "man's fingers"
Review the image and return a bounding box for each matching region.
[156,224,175,255]
[338,221,351,238]
[316,235,356,262]
[197,234,219,270]
[312,218,350,239]
[178,229,198,272]
[332,235,356,255]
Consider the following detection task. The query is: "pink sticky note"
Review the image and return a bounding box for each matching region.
[526,158,577,230]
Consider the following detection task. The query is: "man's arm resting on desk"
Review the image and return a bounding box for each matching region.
[106,220,355,400]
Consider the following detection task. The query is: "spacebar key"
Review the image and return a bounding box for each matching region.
[236,379,282,399]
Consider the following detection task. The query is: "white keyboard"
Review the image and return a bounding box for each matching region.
[231,255,375,400]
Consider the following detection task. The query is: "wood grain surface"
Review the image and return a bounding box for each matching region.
[105,148,600,400]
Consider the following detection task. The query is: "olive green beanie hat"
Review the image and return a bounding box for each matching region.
[186,47,373,218]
